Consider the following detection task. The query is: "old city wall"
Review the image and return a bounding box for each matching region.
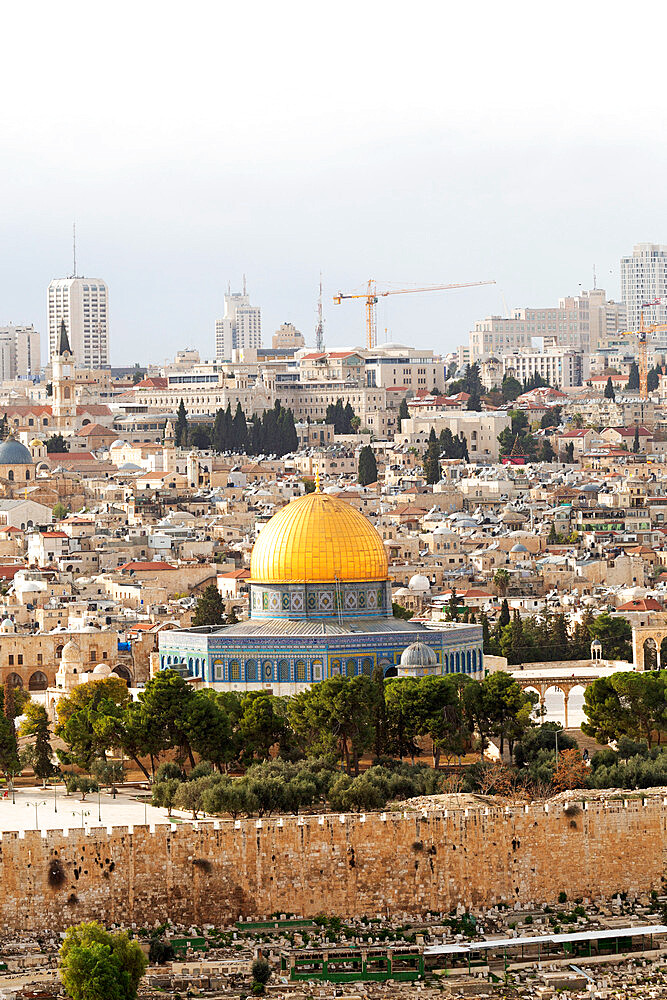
[0,798,664,933]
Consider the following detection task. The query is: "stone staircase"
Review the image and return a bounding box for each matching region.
[563,727,609,758]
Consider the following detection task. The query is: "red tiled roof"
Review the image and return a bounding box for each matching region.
[607,425,652,437]
[40,531,68,538]
[78,423,115,436]
[0,564,25,578]
[134,377,168,389]
[46,452,96,461]
[1,405,52,416]
[617,598,662,612]
[218,569,251,579]
[76,404,112,416]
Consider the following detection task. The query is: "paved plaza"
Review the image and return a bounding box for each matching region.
[0,785,198,834]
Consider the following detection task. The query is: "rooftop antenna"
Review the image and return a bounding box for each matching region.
[315,272,325,351]
[593,264,597,290]
[242,273,247,296]
[72,222,77,278]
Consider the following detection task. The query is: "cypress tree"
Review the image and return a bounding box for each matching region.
[175,399,188,447]
[357,444,378,485]
[233,403,248,454]
[398,398,409,429]
[212,409,225,452]
[423,428,441,485]
[498,598,511,628]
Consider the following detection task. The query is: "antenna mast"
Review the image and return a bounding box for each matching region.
[315,272,324,351]
[593,264,597,290]
[72,222,77,278]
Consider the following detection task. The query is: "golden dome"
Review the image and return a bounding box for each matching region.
[251,490,388,584]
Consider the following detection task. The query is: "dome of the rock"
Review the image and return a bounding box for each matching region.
[250,490,388,584]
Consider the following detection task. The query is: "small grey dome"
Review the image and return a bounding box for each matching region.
[0,439,33,465]
[400,641,438,667]
[511,543,528,553]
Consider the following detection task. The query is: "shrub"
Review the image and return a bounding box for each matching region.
[154,762,184,784]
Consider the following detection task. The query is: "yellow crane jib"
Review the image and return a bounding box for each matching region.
[333,279,496,351]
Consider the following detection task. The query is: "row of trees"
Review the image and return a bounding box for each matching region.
[481,607,632,665]
[175,399,299,457]
[35,669,538,785]
[423,428,470,483]
[583,670,667,747]
[497,410,556,463]
[326,398,358,434]
[152,757,444,819]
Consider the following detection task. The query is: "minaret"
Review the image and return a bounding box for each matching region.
[52,319,77,432]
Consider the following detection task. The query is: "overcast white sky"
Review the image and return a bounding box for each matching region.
[2,1,667,364]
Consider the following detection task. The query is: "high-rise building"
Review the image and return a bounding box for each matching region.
[468,289,626,362]
[0,325,41,380]
[47,277,109,367]
[272,322,305,351]
[215,283,261,360]
[620,243,667,331]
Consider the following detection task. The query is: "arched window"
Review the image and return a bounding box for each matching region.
[345,658,356,677]
[6,672,23,689]
[278,659,289,681]
[7,471,13,482]
[25,470,30,480]
[296,659,306,682]
[230,659,240,681]
[472,649,477,670]
[188,657,193,672]
[28,671,48,691]
[312,659,323,681]
[56,644,64,660]
[263,660,273,680]
[245,659,257,681]
[455,651,460,671]
[467,650,471,673]
[361,657,373,676]
[331,659,341,676]
[64,387,71,399]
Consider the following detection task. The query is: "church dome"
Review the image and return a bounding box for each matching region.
[61,640,82,664]
[400,641,438,667]
[0,439,33,465]
[408,573,431,593]
[250,490,388,584]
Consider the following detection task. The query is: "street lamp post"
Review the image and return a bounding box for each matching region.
[98,788,101,823]
[10,772,15,805]
[54,781,57,814]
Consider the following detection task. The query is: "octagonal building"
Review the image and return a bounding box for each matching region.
[158,487,483,691]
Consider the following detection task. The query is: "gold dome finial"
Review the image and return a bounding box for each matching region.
[315,464,321,492]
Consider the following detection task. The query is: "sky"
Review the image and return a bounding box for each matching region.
[2,1,667,364]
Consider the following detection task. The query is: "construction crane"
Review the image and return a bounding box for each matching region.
[333,279,496,351]
[621,301,667,399]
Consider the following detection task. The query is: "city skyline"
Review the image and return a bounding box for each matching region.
[2,4,667,363]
